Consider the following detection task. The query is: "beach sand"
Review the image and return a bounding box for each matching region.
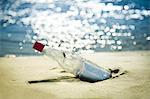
[0,51,150,99]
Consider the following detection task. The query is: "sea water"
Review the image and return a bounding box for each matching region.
[0,0,150,57]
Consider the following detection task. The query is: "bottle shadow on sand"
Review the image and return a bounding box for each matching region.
[28,69,128,84]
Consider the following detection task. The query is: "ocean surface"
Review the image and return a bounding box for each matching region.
[0,0,150,56]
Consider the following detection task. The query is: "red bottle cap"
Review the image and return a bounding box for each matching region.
[33,41,45,52]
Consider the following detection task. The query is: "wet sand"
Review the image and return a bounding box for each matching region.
[0,51,150,99]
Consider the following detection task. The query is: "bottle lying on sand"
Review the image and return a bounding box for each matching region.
[33,41,112,82]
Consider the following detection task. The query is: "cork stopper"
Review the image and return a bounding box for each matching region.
[33,41,45,52]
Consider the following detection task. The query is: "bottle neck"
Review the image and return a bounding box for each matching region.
[44,48,65,62]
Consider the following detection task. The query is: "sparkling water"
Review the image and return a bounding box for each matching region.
[0,0,150,56]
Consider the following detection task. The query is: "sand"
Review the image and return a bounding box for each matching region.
[0,51,150,99]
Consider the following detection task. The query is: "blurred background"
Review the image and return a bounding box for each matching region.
[0,0,150,57]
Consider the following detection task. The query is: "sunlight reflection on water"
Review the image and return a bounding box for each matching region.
[0,0,150,56]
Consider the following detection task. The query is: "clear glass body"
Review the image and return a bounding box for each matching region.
[44,48,112,82]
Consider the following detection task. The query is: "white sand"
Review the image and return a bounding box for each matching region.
[0,51,150,99]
